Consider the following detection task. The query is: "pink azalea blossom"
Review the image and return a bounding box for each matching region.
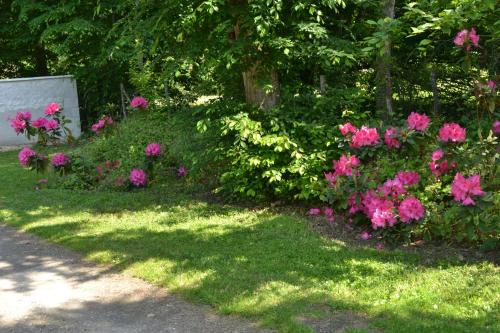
[487,80,496,90]
[395,171,420,186]
[18,147,36,166]
[324,172,337,186]
[351,126,380,148]
[323,207,334,217]
[348,193,362,214]
[438,123,466,142]
[468,28,480,47]
[145,143,162,157]
[407,112,430,131]
[360,231,371,240]
[381,178,407,198]
[339,123,357,136]
[384,127,400,149]
[431,149,444,161]
[44,102,61,116]
[371,204,397,229]
[44,119,59,131]
[130,169,147,187]
[333,154,360,177]
[308,208,321,216]
[375,243,385,250]
[130,96,148,109]
[398,197,425,223]
[51,152,69,167]
[177,166,187,177]
[16,111,32,121]
[451,173,485,206]
[32,117,48,129]
[429,160,452,177]
[10,118,27,134]
[453,29,468,46]
[493,120,500,135]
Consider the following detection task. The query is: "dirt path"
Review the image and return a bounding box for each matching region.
[0,223,271,333]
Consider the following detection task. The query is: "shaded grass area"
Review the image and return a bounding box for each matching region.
[0,150,498,333]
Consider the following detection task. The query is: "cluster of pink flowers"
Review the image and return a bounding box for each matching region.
[324,154,360,186]
[407,112,430,131]
[130,96,148,109]
[428,148,457,178]
[9,103,62,138]
[350,126,380,148]
[451,173,485,206]
[351,176,425,229]
[91,116,113,134]
[384,127,400,149]
[438,123,466,142]
[45,103,62,116]
[145,143,162,157]
[454,28,480,51]
[494,121,500,135]
[10,111,32,134]
[177,166,187,177]
[51,153,70,168]
[18,147,37,166]
[129,169,147,187]
[308,207,335,222]
[339,123,357,136]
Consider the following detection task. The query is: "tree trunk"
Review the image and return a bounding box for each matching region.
[376,0,395,118]
[430,69,440,115]
[234,20,279,109]
[34,45,48,76]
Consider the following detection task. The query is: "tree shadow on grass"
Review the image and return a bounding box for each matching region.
[11,214,497,333]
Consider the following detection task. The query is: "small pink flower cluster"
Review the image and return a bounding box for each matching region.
[428,149,457,177]
[145,143,162,157]
[177,166,187,177]
[384,127,400,149]
[18,147,37,166]
[51,153,70,168]
[91,116,113,134]
[45,102,62,116]
[350,181,425,230]
[10,111,31,134]
[129,169,147,187]
[308,207,335,222]
[350,126,380,148]
[454,28,480,51]
[494,121,500,135]
[407,112,430,131]
[130,96,148,109]
[451,173,485,205]
[438,123,466,142]
[324,154,360,186]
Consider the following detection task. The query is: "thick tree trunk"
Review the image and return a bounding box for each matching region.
[376,0,395,118]
[242,64,279,109]
[234,20,279,109]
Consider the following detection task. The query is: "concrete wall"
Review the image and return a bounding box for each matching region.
[0,75,81,145]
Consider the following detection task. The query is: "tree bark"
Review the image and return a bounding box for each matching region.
[376,0,395,118]
[234,19,279,109]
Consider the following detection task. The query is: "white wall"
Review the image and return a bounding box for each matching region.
[0,75,81,145]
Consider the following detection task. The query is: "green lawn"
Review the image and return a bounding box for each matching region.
[0,150,498,333]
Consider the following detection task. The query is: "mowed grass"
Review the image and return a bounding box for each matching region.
[0,150,498,333]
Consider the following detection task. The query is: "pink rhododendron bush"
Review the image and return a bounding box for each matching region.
[10,102,74,145]
[313,114,499,247]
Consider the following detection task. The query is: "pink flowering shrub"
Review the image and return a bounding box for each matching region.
[129,169,147,187]
[145,143,162,157]
[18,147,47,172]
[454,28,480,51]
[315,112,498,245]
[91,116,114,135]
[8,102,73,145]
[130,96,148,110]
